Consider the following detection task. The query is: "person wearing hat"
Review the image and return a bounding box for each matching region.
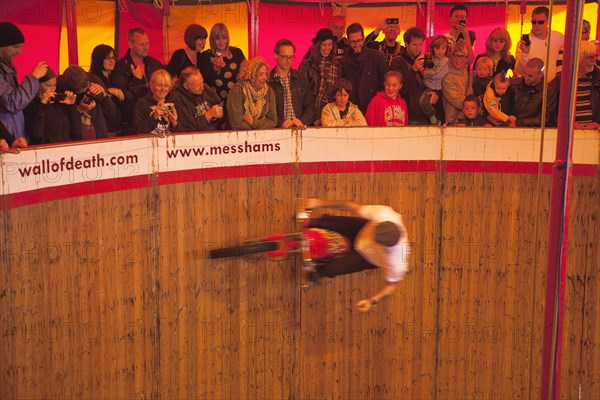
[299,28,341,121]
[303,198,409,313]
[166,23,208,78]
[365,17,402,66]
[0,21,49,145]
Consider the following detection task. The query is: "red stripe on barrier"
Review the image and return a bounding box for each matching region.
[2,161,597,209]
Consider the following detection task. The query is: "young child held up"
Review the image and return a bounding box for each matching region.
[420,35,449,125]
[365,71,408,127]
[455,95,491,126]
[483,72,516,127]
[472,56,494,98]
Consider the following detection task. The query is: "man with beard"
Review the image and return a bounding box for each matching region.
[342,23,388,114]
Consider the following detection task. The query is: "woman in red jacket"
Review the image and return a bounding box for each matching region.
[365,70,408,126]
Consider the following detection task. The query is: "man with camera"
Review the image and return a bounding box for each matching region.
[365,18,402,66]
[444,5,476,65]
[515,6,564,82]
[0,21,49,147]
[59,65,117,140]
[390,27,441,125]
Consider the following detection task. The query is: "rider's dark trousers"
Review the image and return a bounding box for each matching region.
[309,214,377,278]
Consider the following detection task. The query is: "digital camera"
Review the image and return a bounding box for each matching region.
[423,54,435,69]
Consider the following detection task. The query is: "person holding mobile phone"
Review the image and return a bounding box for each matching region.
[364,17,402,66]
[58,65,116,141]
[515,6,564,81]
[444,5,475,64]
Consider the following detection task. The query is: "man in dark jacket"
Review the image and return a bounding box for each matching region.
[59,65,117,140]
[504,58,557,127]
[389,26,440,125]
[170,67,223,132]
[342,23,388,114]
[113,27,163,134]
[268,39,315,127]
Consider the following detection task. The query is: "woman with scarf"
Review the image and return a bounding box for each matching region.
[299,28,341,124]
[226,57,277,130]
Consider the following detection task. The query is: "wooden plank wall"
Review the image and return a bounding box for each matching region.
[0,168,598,399]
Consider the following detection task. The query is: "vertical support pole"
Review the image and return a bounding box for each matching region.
[64,0,79,66]
[114,0,121,57]
[247,0,259,59]
[426,0,435,38]
[540,1,584,399]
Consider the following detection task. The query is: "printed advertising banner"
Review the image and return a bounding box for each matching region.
[1,127,599,208]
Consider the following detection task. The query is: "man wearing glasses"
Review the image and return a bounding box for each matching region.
[515,6,564,81]
[268,39,315,128]
[342,23,388,113]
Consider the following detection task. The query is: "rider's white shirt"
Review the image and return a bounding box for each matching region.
[354,205,410,283]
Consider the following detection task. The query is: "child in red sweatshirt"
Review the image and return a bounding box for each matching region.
[365,71,408,126]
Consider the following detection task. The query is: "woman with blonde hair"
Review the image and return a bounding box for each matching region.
[198,23,246,102]
[133,69,179,134]
[474,27,516,76]
[226,57,277,130]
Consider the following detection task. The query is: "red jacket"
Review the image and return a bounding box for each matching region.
[365,91,408,126]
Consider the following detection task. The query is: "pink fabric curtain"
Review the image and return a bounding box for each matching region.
[1,0,62,81]
[117,1,165,63]
[258,3,333,70]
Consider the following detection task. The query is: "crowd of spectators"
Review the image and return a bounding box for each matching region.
[1,6,599,150]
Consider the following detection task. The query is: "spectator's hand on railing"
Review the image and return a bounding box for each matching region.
[0,139,8,151]
[243,114,254,126]
[281,119,293,128]
[291,118,304,128]
[575,122,600,130]
[507,115,517,128]
[12,138,27,148]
